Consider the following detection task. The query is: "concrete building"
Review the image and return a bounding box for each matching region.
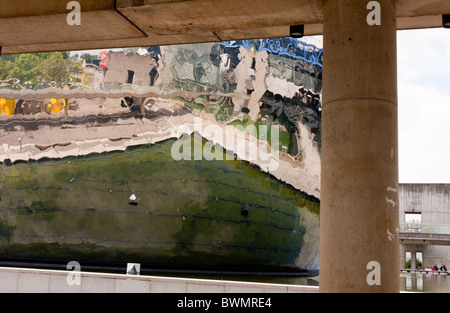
[399,184,450,270]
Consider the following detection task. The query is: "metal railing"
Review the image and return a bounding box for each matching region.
[399,223,450,235]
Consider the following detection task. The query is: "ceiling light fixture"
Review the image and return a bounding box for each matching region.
[443,14,450,28]
[290,25,304,38]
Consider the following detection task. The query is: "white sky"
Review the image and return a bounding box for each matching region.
[306,29,450,184]
[397,28,450,183]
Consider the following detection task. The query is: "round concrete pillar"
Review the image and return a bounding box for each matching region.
[320,0,399,292]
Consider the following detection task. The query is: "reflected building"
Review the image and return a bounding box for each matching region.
[0,38,322,273]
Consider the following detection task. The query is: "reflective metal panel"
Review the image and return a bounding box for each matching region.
[0,38,322,271]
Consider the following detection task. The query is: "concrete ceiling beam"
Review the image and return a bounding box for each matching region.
[0,0,450,54]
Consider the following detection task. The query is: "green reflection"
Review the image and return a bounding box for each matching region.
[0,133,319,269]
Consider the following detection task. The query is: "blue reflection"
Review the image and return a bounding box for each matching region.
[221,37,323,67]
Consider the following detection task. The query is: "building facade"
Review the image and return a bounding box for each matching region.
[399,184,450,270]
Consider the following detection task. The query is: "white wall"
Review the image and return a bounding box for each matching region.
[0,267,318,293]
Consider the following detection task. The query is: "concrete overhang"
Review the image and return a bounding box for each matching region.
[399,232,450,246]
[1,0,450,54]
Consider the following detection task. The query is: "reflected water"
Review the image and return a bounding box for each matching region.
[400,272,450,293]
[148,272,449,292]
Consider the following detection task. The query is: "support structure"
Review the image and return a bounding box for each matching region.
[320,0,400,292]
[1,1,449,55]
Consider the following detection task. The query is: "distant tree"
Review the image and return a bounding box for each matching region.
[416,260,422,269]
[36,52,50,59]
[80,53,97,60]
[67,56,83,76]
[0,55,16,62]
[0,58,13,80]
[405,259,411,269]
[1,52,84,86]
[38,52,70,83]
[8,54,41,83]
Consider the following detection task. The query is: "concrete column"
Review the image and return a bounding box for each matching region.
[320,0,399,292]
[411,247,417,269]
[400,244,406,269]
